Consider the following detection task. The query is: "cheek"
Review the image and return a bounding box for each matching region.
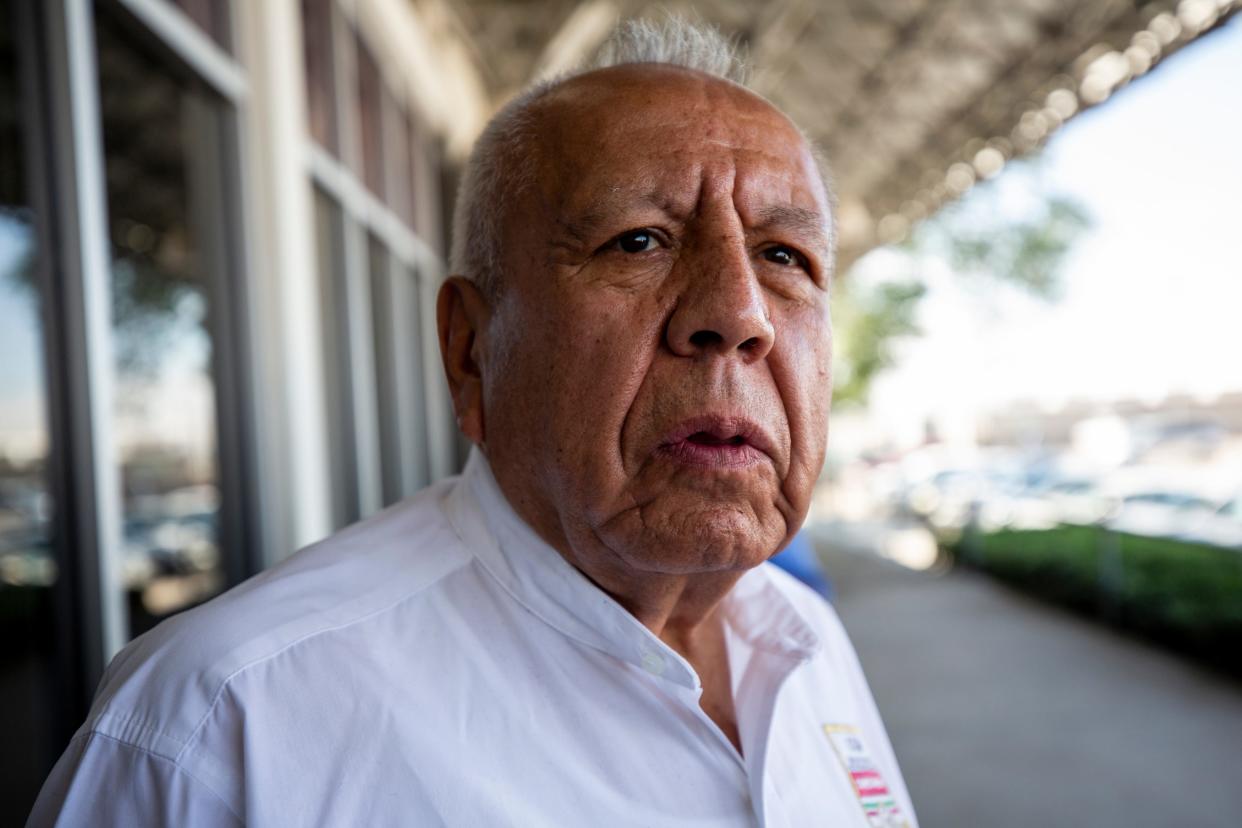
[492,291,664,466]
[561,296,665,433]
[777,306,833,466]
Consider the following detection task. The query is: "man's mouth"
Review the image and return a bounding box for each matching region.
[686,432,747,447]
[657,415,773,469]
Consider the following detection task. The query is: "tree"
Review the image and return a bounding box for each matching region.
[832,159,1091,408]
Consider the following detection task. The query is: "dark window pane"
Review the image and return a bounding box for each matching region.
[404,266,430,489]
[96,13,228,638]
[387,90,413,227]
[0,0,60,819]
[171,0,231,52]
[301,0,337,154]
[368,236,400,505]
[410,118,443,253]
[409,114,426,235]
[356,34,384,198]
[314,189,358,528]
[370,257,428,502]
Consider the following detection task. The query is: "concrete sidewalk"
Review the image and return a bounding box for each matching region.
[814,531,1242,828]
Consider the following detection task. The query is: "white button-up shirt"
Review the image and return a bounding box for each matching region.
[31,451,917,827]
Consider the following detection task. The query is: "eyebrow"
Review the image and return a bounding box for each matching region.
[753,204,830,243]
[553,195,831,253]
[553,189,671,247]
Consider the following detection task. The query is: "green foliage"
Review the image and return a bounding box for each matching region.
[831,279,925,408]
[920,192,1092,300]
[950,525,1242,676]
[833,159,1091,404]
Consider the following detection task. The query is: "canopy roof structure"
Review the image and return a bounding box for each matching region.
[425,0,1238,270]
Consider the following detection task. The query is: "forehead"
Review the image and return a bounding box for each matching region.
[529,65,829,222]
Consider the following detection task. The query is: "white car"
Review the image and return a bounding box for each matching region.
[1107,490,1223,542]
[1179,495,1242,550]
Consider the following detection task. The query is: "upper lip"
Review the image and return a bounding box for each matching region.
[659,414,777,458]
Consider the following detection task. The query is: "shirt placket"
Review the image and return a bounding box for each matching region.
[630,635,761,822]
[734,645,812,828]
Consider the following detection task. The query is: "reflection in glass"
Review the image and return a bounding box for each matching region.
[96,13,225,637]
[0,0,60,819]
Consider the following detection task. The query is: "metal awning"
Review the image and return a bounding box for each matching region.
[419,0,1239,269]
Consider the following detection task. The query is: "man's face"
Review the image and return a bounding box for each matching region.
[477,64,833,580]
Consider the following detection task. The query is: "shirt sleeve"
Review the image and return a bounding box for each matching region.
[28,731,242,828]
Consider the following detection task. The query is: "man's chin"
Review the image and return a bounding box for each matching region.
[600,502,784,576]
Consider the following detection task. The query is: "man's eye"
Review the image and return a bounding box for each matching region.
[613,230,657,254]
[762,246,802,268]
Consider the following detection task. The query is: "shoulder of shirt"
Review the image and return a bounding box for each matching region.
[80,475,473,762]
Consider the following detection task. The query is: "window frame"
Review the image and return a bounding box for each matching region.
[28,0,261,686]
[305,0,453,520]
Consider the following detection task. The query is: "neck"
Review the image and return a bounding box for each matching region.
[482,455,746,752]
[577,560,742,755]
[479,450,749,658]
[558,542,744,655]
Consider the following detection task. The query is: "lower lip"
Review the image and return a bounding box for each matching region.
[657,439,766,469]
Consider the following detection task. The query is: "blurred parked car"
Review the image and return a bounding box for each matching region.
[1177,493,1242,550]
[1107,490,1222,542]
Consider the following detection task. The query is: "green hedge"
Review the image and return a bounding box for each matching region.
[948,525,1242,676]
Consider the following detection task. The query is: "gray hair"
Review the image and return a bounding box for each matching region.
[449,17,831,297]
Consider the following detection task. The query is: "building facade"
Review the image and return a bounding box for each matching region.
[0,0,472,817]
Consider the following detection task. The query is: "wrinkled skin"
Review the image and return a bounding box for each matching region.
[439,63,833,644]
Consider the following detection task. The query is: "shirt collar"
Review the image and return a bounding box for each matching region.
[444,448,820,689]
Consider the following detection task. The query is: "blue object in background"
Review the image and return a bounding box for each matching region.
[769,530,834,601]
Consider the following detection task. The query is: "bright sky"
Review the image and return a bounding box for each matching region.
[865,15,1242,443]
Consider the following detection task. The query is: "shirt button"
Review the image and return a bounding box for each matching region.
[640,648,666,676]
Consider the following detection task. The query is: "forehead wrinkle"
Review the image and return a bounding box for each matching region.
[564,190,655,230]
[536,67,821,247]
[554,174,699,242]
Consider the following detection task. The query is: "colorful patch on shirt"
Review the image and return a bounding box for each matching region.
[823,724,910,828]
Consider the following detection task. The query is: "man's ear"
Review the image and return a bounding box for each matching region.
[436,276,491,446]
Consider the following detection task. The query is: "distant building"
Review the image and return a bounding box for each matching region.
[977,392,1242,462]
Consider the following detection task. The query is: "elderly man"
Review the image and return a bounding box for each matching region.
[31,19,915,828]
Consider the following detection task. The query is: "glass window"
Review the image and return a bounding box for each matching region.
[402,265,430,490]
[368,236,401,505]
[301,0,337,155]
[355,34,384,198]
[171,0,231,52]
[313,187,359,528]
[95,12,229,637]
[410,117,442,253]
[370,253,430,504]
[0,0,61,819]
[386,90,414,228]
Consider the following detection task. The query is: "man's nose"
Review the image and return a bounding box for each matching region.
[665,235,775,362]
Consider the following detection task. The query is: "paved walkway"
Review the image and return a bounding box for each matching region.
[810,524,1242,828]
